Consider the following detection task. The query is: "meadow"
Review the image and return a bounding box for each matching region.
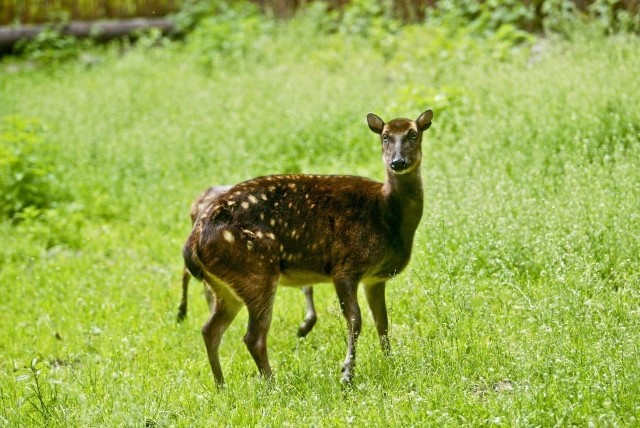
[1,3,640,426]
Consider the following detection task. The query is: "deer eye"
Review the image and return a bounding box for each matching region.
[382,134,390,144]
[408,131,418,142]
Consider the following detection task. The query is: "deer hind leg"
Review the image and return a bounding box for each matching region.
[364,281,390,355]
[333,276,362,384]
[176,265,216,323]
[297,286,317,337]
[202,291,242,387]
[177,267,191,322]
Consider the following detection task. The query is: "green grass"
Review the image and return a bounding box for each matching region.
[1,13,640,426]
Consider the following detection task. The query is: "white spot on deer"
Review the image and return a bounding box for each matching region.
[227,200,236,206]
[260,194,268,201]
[256,231,264,239]
[241,201,250,209]
[260,213,265,220]
[288,183,297,192]
[268,186,276,192]
[248,195,258,204]
[270,219,276,226]
[279,244,284,252]
[266,232,276,240]
[247,241,254,251]
[223,230,235,243]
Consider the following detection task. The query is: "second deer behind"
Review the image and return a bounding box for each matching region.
[183,109,433,386]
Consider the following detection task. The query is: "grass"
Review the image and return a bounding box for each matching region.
[1,11,640,426]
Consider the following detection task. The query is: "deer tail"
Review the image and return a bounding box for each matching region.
[183,232,205,282]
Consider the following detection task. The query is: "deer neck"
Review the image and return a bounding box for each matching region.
[381,169,424,250]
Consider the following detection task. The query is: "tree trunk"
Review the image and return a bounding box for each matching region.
[0,18,174,50]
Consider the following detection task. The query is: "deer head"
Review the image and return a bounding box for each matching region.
[367,109,433,175]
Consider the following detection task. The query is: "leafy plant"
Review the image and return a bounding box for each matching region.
[0,116,68,220]
[13,26,86,64]
[428,0,639,34]
[0,116,83,250]
[184,1,273,70]
[589,0,640,33]
[539,0,583,34]
[171,0,219,36]
[427,0,532,32]
[338,0,399,37]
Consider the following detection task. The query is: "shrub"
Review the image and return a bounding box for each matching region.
[0,116,68,220]
[589,0,640,33]
[13,26,86,65]
[184,1,274,70]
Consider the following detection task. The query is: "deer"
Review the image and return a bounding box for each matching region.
[182,109,433,386]
[178,186,318,338]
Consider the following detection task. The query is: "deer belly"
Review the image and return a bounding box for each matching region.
[279,269,331,287]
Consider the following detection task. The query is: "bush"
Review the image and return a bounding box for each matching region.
[0,116,68,220]
[184,1,274,70]
[0,116,85,252]
[428,0,640,34]
[13,26,86,65]
[589,0,640,33]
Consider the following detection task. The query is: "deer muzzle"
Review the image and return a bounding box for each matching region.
[390,158,409,172]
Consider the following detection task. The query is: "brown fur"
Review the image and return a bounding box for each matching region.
[177,186,230,322]
[183,109,433,386]
[178,186,317,336]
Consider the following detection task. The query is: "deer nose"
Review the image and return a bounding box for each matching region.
[390,158,408,171]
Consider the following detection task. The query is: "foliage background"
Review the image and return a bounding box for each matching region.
[1,0,639,29]
[1,0,639,426]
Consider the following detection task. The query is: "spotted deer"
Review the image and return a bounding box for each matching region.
[178,186,318,338]
[183,109,433,386]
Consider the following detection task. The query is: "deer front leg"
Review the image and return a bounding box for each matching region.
[297,286,317,337]
[202,294,242,387]
[364,281,390,355]
[333,276,362,384]
[243,290,276,380]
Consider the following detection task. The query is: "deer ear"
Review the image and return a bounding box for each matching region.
[367,113,385,134]
[416,109,433,132]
